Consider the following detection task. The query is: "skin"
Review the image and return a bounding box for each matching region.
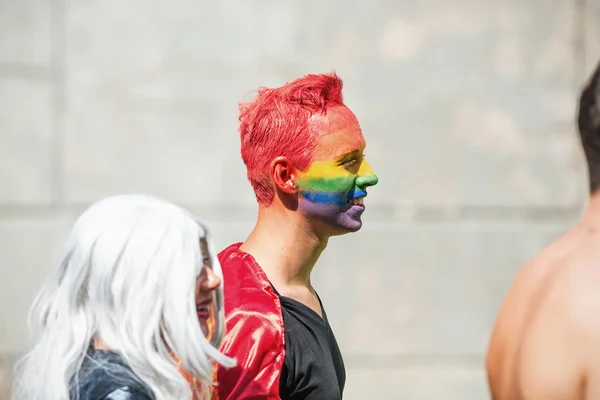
[486,193,600,400]
[296,116,378,232]
[240,104,378,316]
[196,238,222,337]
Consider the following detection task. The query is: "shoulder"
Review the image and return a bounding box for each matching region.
[217,244,284,351]
[553,236,600,396]
[218,244,283,320]
[565,253,600,349]
[529,242,600,371]
[489,232,581,338]
[218,243,265,286]
[72,350,153,400]
[220,298,284,356]
[216,246,285,400]
[486,234,580,372]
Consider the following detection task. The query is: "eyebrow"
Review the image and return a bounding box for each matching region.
[336,148,363,161]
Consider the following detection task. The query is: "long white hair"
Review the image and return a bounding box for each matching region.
[12,194,236,399]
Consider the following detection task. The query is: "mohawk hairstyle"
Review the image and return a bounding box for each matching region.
[578,61,600,193]
[239,72,345,204]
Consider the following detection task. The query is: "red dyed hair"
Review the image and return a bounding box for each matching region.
[239,72,345,205]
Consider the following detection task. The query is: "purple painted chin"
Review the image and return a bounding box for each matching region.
[299,200,366,233]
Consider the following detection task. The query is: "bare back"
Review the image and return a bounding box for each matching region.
[487,218,600,400]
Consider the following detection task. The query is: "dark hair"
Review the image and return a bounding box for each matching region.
[578,61,600,193]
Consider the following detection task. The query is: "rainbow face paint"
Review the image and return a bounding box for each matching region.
[297,107,378,232]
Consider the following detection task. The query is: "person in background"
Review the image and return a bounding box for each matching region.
[487,61,600,400]
[12,194,236,400]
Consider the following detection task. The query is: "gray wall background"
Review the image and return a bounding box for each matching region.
[1,0,599,398]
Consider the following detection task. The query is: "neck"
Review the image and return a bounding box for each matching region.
[581,190,600,226]
[240,203,328,289]
[92,337,110,350]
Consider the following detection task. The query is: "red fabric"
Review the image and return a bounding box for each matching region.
[212,243,285,400]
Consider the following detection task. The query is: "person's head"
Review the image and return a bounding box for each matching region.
[578,61,600,194]
[12,194,235,400]
[239,72,379,237]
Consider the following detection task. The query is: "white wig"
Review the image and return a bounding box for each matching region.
[12,194,236,400]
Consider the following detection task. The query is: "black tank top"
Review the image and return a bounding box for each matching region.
[275,288,346,399]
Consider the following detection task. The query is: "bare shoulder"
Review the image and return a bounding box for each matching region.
[546,242,600,399]
[486,248,553,394]
[488,230,578,343]
[486,229,584,399]
[563,244,600,361]
[514,235,600,399]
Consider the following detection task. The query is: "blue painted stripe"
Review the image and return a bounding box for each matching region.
[300,188,368,204]
[300,191,346,204]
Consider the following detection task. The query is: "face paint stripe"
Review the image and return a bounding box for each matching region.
[299,191,347,204]
[297,176,355,192]
[298,160,353,179]
[298,174,377,192]
[300,188,367,204]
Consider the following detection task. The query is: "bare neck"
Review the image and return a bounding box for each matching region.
[580,190,600,229]
[92,337,110,351]
[240,203,328,290]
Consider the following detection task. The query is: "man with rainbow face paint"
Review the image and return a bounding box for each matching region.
[212,73,378,400]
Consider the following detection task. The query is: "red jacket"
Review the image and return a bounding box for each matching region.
[212,243,285,400]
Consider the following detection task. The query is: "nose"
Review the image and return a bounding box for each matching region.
[201,267,222,292]
[356,160,378,189]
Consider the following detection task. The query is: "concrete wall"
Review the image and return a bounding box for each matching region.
[0,0,597,398]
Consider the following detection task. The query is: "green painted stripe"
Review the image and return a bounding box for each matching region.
[297,176,354,192]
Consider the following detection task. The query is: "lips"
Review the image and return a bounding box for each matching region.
[196,299,212,320]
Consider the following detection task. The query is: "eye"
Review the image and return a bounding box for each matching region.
[342,159,358,167]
